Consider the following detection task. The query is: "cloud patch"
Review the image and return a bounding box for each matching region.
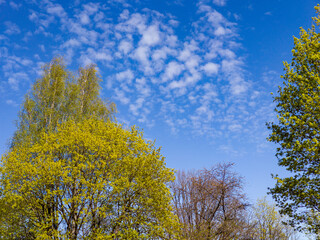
[203,62,219,75]
[0,0,263,140]
[213,0,227,6]
[4,22,21,35]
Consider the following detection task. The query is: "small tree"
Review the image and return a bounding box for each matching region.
[251,198,296,240]
[171,163,251,239]
[267,5,320,235]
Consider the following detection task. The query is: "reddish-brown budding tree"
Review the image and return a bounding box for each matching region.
[171,163,253,240]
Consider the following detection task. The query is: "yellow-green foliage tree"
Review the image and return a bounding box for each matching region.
[0,58,180,239]
[251,198,296,240]
[1,119,179,239]
[267,5,320,235]
[12,57,114,147]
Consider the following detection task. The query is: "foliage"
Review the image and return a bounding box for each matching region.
[12,57,115,147]
[267,5,320,235]
[251,198,297,240]
[171,163,252,239]
[1,119,179,239]
[0,58,180,239]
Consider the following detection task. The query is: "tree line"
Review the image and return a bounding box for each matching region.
[1,4,320,239]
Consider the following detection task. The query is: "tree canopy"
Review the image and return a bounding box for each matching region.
[251,198,296,240]
[12,57,115,147]
[268,5,320,235]
[171,163,251,239]
[1,119,179,239]
[0,58,179,239]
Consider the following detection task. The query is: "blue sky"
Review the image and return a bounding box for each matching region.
[0,0,317,209]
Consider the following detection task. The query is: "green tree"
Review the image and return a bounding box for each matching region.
[0,58,180,239]
[1,119,179,239]
[267,5,320,236]
[12,57,115,147]
[251,198,296,240]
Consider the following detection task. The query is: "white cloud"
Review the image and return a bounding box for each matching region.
[29,11,55,29]
[60,39,81,63]
[79,13,90,25]
[118,40,133,54]
[162,61,185,82]
[77,3,100,25]
[2,56,32,76]
[168,71,202,91]
[35,61,45,76]
[228,123,242,132]
[2,60,15,73]
[202,83,218,100]
[230,80,248,95]
[198,8,235,39]
[46,4,67,18]
[62,48,75,65]
[86,48,113,62]
[4,22,20,35]
[9,1,21,10]
[20,59,33,66]
[8,77,19,90]
[214,26,228,36]
[135,77,151,96]
[140,25,161,46]
[219,48,235,59]
[119,9,130,20]
[168,19,179,27]
[202,62,219,75]
[22,31,32,42]
[116,69,134,84]
[94,12,105,22]
[164,118,178,134]
[114,88,130,105]
[40,17,55,28]
[83,2,99,15]
[204,40,222,59]
[129,97,144,115]
[185,56,200,70]
[40,45,45,52]
[79,55,94,66]
[207,10,225,27]
[178,41,198,61]
[62,38,82,48]
[152,47,176,61]
[107,0,131,8]
[67,21,99,45]
[95,52,112,61]
[166,35,178,47]
[132,46,150,65]
[6,99,18,107]
[213,0,227,6]
[221,59,248,95]
[29,12,38,21]
[0,46,8,57]
[221,58,241,73]
[196,105,214,120]
[117,13,146,34]
[7,72,29,91]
